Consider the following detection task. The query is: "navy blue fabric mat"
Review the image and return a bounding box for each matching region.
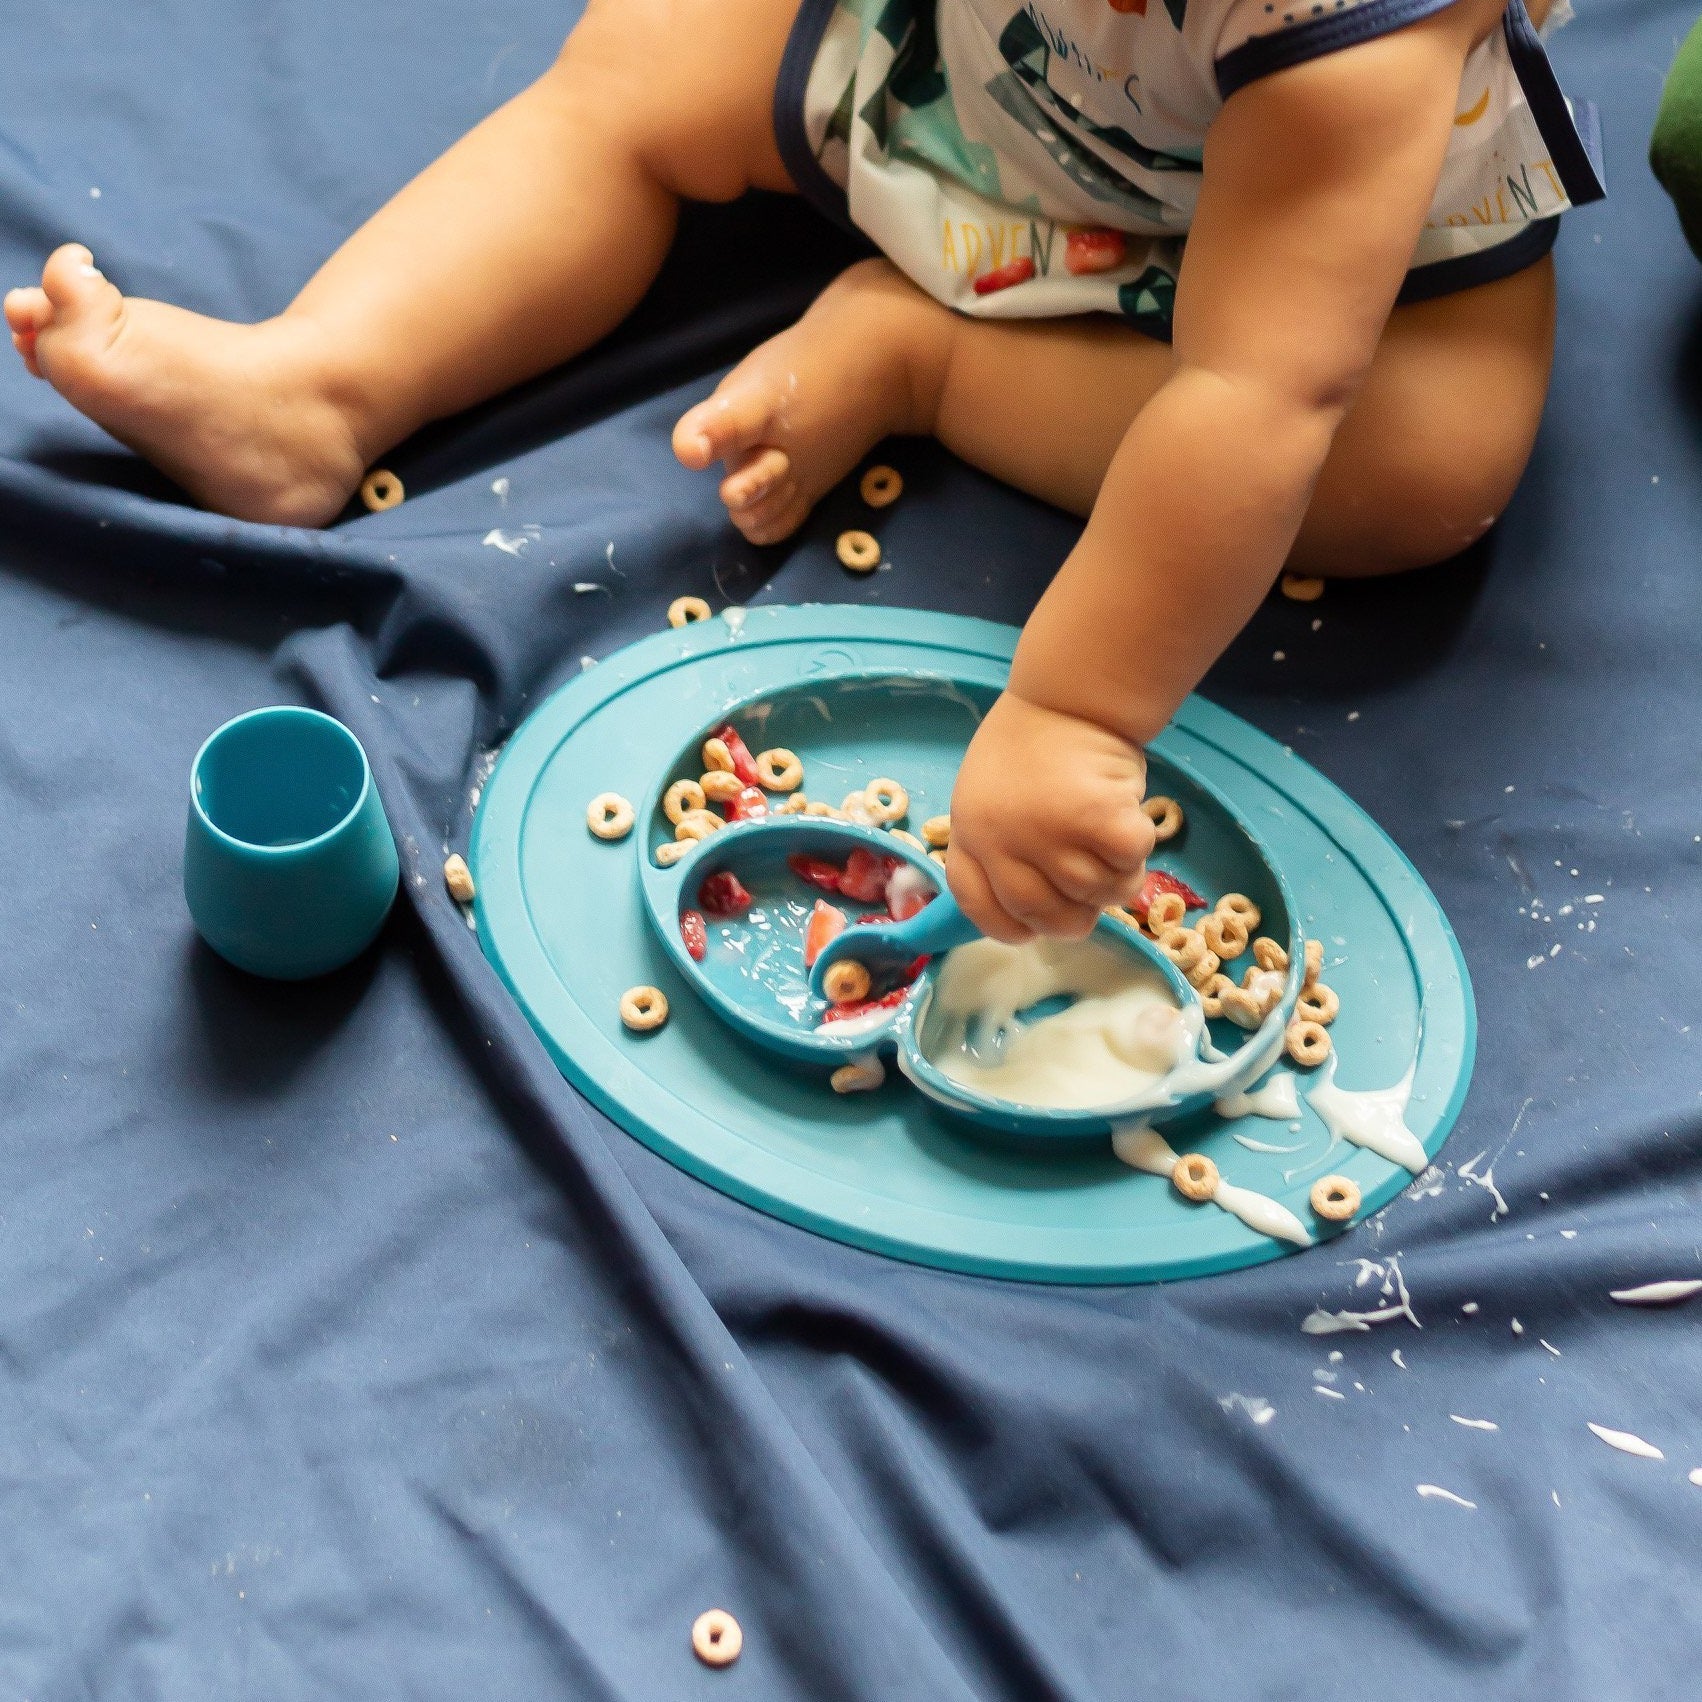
[3,3,1698,1695]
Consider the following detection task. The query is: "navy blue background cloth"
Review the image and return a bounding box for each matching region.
[3,3,1700,1696]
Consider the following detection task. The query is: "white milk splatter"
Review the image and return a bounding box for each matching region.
[1587,1423,1664,1461]
[1609,1279,1702,1305]
[1112,1125,1310,1247]
[1457,1150,1510,1220]
[1218,1393,1276,1426]
[1450,1415,1499,1432]
[1416,1484,1477,1510]
[1302,1256,1420,1334]
[1306,1053,1426,1173]
[1215,1069,1301,1122]
[483,526,540,556]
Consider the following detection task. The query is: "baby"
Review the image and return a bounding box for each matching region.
[3,0,1599,941]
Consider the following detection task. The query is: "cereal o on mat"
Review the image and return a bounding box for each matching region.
[1172,1152,1218,1202]
[859,464,903,507]
[585,792,633,840]
[692,1609,742,1668]
[619,985,668,1032]
[1310,1174,1360,1222]
[443,854,475,903]
[359,468,403,512]
[836,529,881,573]
[667,595,711,628]
[1280,573,1325,602]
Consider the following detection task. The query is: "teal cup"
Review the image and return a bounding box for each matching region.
[183,706,399,980]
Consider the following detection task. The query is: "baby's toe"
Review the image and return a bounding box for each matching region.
[720,446,790,512]
[673,372,782,471]
[39,244,122,331]
[731,483,808,546]
[4,285,51,336]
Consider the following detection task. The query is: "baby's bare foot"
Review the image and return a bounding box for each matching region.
[4,245,367,526]
[672,258,953,546]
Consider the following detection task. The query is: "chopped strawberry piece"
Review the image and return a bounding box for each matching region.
[697,870,753,918]
[820,986,910,1024]
[787,853,842,893]
[803,899,847,968]
[1065,228,1127,275]
[973,257,1036,296]
[725,785,769,822]
[898,956,930,985]
[839,847,890,904]
[1133,868,1207,917]
[679,909,707,962]
[886,862,936,921]
[713,724,762,789]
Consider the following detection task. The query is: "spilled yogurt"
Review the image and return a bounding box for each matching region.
[922,935,1188,1110]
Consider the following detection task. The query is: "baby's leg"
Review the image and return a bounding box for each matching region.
[2,0,799,526]
[925,258,1557,577]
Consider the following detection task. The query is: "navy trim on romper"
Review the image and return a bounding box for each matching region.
[774,0,858,232]
[1215,0,1457,100]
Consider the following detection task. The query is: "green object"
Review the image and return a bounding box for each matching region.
[1651,14,1702,259]
[470,605,1475,1285]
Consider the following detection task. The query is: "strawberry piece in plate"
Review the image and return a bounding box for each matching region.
[697,870,754,918]
[725,785,769,822]
[820,986,910,1024]
[803,899,848,968]
[679,909,707,962]
[838,847,893,904]
[885,862,935,921]
[712,724,763,789]
[787,853,842,893]
[1133,868,1207,917]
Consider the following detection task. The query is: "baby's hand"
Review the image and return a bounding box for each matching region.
[946,692,1155,941]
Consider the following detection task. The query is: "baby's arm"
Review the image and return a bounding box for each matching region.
[948,0,1504,941]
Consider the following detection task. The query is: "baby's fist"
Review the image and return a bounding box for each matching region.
[946,692,1155,941]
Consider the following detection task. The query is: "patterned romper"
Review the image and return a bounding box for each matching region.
[773,0,1603,338]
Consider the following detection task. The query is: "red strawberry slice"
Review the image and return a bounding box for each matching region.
[886,862,935,921]
[713,724,763,789]
[1065,228,1127,275]
[787,853,842,893]
[820,986,910,1024]
[725,785,769,822]
[680,909,707,962]
[972,257,1037,296]
[803,899,848,968]
[697,870,753,918]
[1107,0,1147,16]
[1133,868,1207,917]
[839,847,892,904]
